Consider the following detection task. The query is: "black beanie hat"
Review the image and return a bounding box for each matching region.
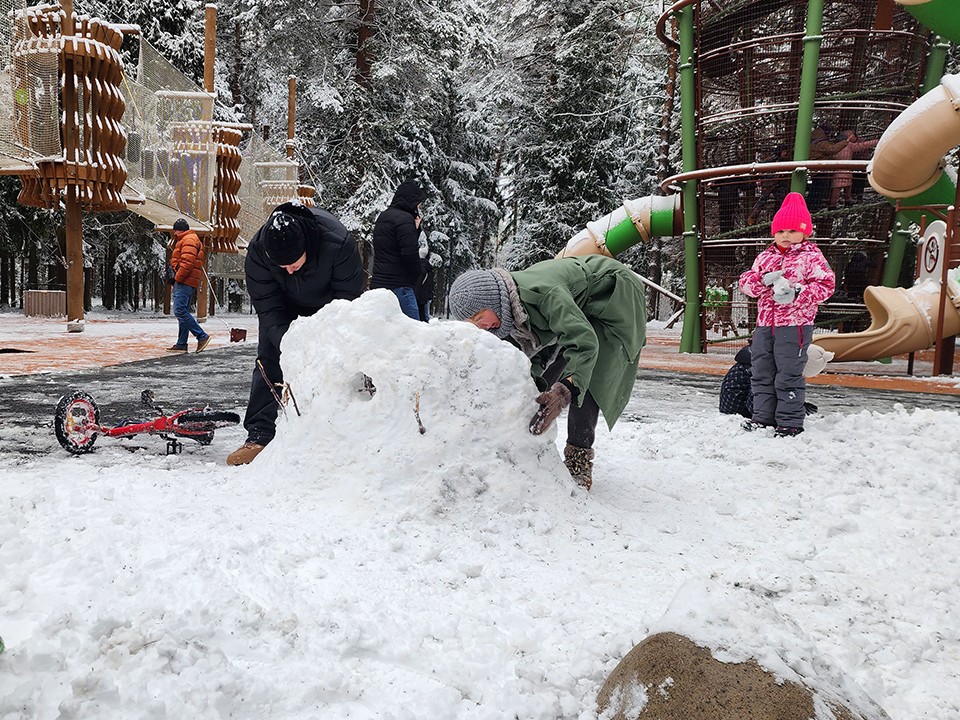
[173,218,189,231]
[262,211,307,266]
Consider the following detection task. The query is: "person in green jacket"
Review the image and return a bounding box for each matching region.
[448,254,647,490]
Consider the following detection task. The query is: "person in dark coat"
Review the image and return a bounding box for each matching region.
[371,180,427,320]
[227,201,364,466]
[415,258,434,321]
[413,228,438,322]
[719,346,754,418]
[720,345,818,420]
[841,251,871,302]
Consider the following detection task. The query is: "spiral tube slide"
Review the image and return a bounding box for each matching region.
[556,194,683,259]
[820,0,960,362]
[814,281,960,361]
[866,73,960,202]
[899,0,960,46]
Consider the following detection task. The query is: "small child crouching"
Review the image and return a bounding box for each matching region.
[738,193,835,436]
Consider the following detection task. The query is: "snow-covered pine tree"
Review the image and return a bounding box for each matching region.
[495,2,661,269]
[83,0,206,83]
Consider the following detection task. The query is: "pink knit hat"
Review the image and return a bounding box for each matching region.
[771,192,813,237]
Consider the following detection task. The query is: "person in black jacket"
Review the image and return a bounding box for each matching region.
[371,180,427,319]
[719,346,754,418]
[414,228,438,322]
[227,202,364,466]
[720,345,818,420]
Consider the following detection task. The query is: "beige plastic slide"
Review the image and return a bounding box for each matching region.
[814,68,960,362]
[866,73,960,198]
[814,280,960,362]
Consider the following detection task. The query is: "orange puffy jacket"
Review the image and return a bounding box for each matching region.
[171,230,205,288]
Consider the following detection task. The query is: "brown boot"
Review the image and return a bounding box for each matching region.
[563,443,594,490]
[227,441,265,466]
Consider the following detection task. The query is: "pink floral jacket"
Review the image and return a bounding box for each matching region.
[739,241,835,327]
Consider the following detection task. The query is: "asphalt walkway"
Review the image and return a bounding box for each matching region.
[0,336,953,462]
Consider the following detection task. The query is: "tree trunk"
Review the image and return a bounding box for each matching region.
[83,266,93,311]
[50,224,67,291]
[102,243,116,310]
[27,238,38,290]
[355,0,375,90]
[0,254,10,306]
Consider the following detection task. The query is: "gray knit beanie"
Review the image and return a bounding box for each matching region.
[449,269,514,338]
[449,270,502,320]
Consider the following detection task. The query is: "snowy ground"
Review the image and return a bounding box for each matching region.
[0,290,957,719]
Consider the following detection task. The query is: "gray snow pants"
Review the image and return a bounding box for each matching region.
[750,325,812,429]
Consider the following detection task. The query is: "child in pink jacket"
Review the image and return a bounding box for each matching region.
[739,192,835,436]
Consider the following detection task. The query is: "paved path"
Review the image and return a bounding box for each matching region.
[0,344,952,461]
[0,344,256,459]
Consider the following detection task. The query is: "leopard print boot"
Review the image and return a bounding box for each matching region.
[563,443,595,490]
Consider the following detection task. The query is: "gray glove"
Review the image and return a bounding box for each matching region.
[762,270,783,286]
[771,277,796,305]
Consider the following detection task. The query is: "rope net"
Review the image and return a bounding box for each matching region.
[0,1,319,251]
[121,37,217,231]
[666,0,934,351]
[0,0,61,169]
[237,133,308,247]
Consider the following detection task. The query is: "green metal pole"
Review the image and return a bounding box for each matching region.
[678,4,701,354]
[790,0,825,194]
[922,36,948,94]
[882,213,912,288]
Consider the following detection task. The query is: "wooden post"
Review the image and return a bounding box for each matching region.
[197,3,217,324]
[204,4,216,94]
[62,0,84,332]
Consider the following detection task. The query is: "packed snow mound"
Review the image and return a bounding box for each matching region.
[250,289,571,514]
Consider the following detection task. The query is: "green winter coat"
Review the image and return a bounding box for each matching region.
[510,255,647,429]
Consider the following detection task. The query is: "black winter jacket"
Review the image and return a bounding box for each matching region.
[719,346,753,418]
[370,181,426,290]
[246,202,364,351]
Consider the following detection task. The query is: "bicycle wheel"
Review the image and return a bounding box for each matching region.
[173,410,241,434]
[54,391,100,454]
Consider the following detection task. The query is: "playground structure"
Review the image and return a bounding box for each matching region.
[0,0,314,329]
[1,0,958,374]
[654,0,960,373]
[556,195,684,259]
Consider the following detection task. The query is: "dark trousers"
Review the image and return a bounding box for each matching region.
[243,332,282,445]
[543,353,601,449]
[750,325,812,428]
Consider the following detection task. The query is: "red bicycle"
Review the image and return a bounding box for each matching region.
[54,389,241,455]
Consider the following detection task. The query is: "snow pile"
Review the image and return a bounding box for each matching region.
[255,289,570,515]
[1,293,958,719]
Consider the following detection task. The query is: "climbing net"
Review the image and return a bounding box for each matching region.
[0,0,61,169]
[0,1,313,248]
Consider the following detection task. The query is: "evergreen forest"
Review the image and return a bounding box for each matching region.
[0,0,675,316]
